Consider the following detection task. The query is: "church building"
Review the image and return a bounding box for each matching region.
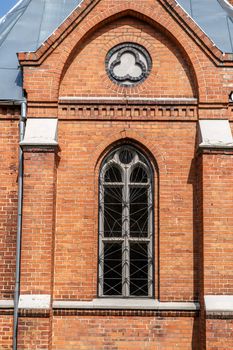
[1,0,233,348]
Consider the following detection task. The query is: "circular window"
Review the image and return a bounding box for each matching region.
[119,148,134,164]
[106,43,152,87]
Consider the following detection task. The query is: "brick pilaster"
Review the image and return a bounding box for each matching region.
[200,149,233,349]
[18,146,57,350]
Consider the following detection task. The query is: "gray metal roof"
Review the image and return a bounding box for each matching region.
[0,0,233,101]
[177,0,233,53]
[0,0,83,101]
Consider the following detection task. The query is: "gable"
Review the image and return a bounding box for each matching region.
[0,0,233,101]
[21,0,223,105]
[59,15,197,99]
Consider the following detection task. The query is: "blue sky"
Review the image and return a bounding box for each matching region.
[0,0,18,18]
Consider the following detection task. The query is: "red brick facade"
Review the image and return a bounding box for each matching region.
[1,0,233,348]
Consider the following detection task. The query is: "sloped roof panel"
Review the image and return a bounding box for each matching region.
[177,0,233,53]
[0,1,31,47]
[0,0,83,101]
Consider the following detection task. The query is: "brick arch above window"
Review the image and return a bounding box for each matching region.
[89,130,165,178]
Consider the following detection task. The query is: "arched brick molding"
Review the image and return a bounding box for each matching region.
[58,5,204,99]
[90,129,166,177]
[60,20,197,98]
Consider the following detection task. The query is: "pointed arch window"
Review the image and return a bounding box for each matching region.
[99,145,154,297]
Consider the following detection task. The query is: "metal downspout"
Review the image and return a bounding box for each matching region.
[13,100,27,350]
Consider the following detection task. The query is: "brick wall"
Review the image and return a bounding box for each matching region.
[0,315,13,350]
[52,315,199,350]
[54,121,197,301]
[18,316,50,350]
[1,0,233,349]
[206,319,233,349]
[60,16,196,98]
[202,153,233,295]
[0,116,19,300]
[20,149,57,295]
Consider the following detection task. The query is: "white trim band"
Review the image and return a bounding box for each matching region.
[0,298,200,311]
[0,300,14,308]
[205,295,233,313]
[53,299,199,311]
[59,96,198,103]
[18,294,51,309]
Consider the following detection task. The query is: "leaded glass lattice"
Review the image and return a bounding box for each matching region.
[99,145,153,297]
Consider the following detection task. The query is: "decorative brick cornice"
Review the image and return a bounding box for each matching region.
[58,97,197,120]
[197,148,233,155]
[22,146,59,153]
[206,312,233,319]
[18,309,50,318]
[0,309,13,316]
[0,106,20,120]
[59,104,197,121]
[53,309,199,317]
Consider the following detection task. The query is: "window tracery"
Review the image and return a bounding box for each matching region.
[99,145,154,297]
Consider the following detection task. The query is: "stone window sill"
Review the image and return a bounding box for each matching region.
[0,298,200,312]
[53,299,199,311]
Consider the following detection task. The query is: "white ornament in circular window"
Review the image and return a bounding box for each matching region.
[106,43,152,86]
